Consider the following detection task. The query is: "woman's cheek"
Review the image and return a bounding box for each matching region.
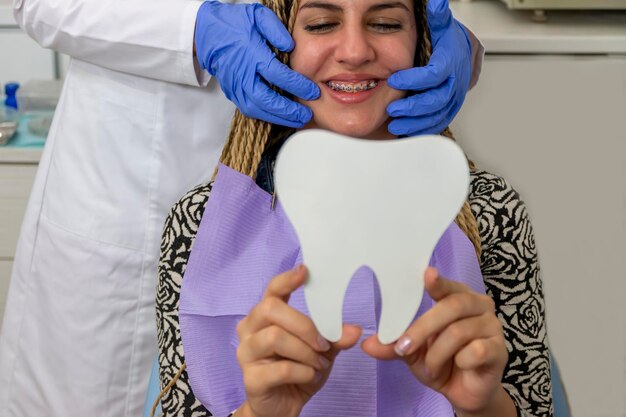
[289,38,326,79]
[379,35,416,71]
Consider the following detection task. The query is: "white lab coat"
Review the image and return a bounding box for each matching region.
[0,0,236,416]
[0,0,484,414]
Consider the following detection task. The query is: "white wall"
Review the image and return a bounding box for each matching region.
[452,54,626,417]
[0,1,56,85]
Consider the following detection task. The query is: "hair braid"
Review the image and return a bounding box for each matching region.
[214,0,296,180]
[414,0,481,260]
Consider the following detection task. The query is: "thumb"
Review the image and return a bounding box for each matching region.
[427,0,453,41]
[328,324,362,359]
[253,4,294,52]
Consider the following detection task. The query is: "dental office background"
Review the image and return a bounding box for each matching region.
[1,0,625,416]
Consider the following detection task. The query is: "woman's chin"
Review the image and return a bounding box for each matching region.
[311,118,392,140]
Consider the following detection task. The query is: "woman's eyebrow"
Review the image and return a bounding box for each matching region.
[368,2,411,12]
[299,1,343,12]
[299,1,411,12]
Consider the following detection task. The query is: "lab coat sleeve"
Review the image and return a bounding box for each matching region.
[464,25,484,90]
[13,0,211,86]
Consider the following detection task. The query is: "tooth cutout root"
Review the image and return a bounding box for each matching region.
[274,130,469,343]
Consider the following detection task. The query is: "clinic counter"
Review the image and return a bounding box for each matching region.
[0,147,42,164]
[0,115,45,164]
[450,0,626,54]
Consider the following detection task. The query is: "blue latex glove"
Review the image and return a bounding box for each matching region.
[195,1,320,128]
[386,0,472,136]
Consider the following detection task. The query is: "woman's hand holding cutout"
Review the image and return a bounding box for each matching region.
[236,265,361,417]
[362,267,516,417]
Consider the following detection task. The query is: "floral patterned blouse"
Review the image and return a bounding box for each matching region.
[156,163,553,417]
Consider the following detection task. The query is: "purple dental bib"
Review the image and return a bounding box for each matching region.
[179,163,486,417]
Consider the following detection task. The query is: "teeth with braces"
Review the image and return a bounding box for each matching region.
[327,80,378,93]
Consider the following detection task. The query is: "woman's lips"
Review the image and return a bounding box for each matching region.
[323,79,383,105]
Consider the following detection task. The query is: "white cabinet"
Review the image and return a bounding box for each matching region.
[452,55,626,417]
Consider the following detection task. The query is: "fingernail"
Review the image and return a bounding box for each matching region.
[394,336,412,356]
[319,356,331,369]
[317,334,331,352]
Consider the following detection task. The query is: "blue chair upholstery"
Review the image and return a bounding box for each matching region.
[550,352,572,417]
[143,355,162,417]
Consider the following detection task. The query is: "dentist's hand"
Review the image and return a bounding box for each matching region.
[195,1,320,128]
[362,267,515,416]
[236,265,361,417]
[387,0,472,136]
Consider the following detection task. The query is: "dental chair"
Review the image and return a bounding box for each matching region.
[143,356,162,417]
[550,351,572,417]
[143,351,572,417]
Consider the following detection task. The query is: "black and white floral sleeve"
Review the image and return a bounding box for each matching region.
[156,182,214,417]
[469,170,553,417]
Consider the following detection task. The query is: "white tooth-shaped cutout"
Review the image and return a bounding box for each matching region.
[274,130,469,344]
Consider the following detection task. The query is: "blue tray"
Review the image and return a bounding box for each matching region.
[2,115,48,148]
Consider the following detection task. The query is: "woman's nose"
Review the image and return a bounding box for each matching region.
[333,24,375,67]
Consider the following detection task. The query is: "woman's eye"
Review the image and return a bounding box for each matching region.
[370,23,402,33]
[303,22,338,33]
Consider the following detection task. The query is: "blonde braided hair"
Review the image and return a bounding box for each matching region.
[216,0,482,260]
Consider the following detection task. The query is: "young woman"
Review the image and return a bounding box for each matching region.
[156,0,553,416]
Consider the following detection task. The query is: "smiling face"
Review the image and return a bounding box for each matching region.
[290,0,418,140]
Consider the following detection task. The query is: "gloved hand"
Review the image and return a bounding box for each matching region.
[195,1,320,128]
[386,0,472,136]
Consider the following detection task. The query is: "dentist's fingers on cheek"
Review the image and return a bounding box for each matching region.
[422,313,500,377]
[259,57,320,101]
[422,107,458,136]
[387,65,447,92]
[237,83,307,127]
[237,325,329,371]
[387,78,454,118]
[387,96,457,136]
[244,103,306,128]
[251,78,313,125]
